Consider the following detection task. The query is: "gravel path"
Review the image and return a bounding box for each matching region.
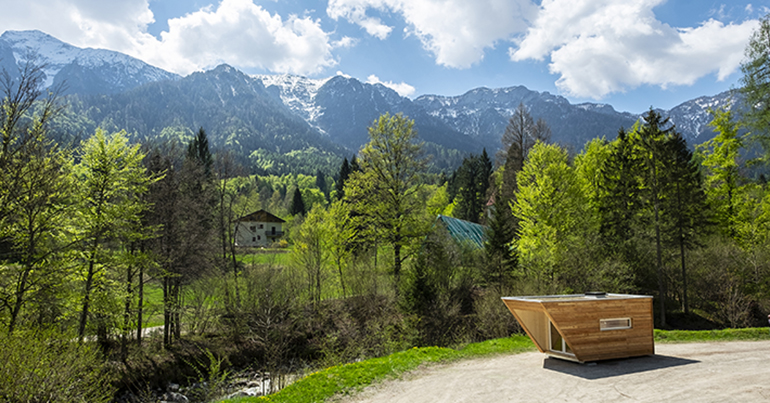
[336,340,770,403]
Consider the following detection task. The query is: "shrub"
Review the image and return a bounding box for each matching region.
[0,329,115,402]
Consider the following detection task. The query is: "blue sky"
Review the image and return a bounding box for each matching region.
[2,0,768,113]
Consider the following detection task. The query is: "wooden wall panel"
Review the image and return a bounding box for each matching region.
[503,296,654,362]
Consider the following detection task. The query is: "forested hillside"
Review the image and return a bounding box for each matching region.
[62,65,348,175]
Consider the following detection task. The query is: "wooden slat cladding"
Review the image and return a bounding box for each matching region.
[502,295,654,362]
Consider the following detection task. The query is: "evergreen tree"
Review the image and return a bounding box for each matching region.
[484,198,517,294]
[187,127,213,177]
[336,157,351,200]
[636,109,675,327]
[452,149,493,223]
[315,169,327,196]
[350,155,360,173]
[661,133,710,314]
[290,187,306,216]
[599,128,644,257]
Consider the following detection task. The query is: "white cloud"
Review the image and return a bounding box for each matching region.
[0,0,341,76]
[0,0,156,55]
[510,0,759,98]
[332,36,358,48]
[327,0,538,68]
[366,74,415,97]
[147,0,337,75]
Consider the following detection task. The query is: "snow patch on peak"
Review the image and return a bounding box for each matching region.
[1,29,177,90]
[254,74,333,123]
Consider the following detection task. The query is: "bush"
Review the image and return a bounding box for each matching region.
[0,329,115,402]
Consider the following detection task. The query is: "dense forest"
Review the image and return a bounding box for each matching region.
[3,17,770,403]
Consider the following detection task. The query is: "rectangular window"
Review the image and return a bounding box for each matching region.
[252,237,256,242]
[259,224,264,229]
[600,318,632,331]
[249,226,256,232]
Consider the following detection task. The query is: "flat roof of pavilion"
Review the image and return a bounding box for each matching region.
[502,293,652,303]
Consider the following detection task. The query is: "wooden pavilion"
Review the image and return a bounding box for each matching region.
[502,292,654,362]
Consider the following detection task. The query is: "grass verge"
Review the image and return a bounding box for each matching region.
[220,327,770,403]
[218,335,535,403]
[654,327,770,343]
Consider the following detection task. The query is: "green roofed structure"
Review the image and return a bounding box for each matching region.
[435,215,487,249]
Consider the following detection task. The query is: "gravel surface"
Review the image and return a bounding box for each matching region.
[336,340,770,403]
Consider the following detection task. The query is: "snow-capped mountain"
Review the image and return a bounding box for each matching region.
[414,86,642,152]
[255,74,331,127]
[256,71,732,156]
[258,73,482,157]
[663,91,737,141]
[0,30,178,95]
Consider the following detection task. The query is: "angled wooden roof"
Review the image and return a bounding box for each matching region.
[236,209,285,223]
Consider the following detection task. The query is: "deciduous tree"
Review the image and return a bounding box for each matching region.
[74,129,154,342]
[345,113,429,294]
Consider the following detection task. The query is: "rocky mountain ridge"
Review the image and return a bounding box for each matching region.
[0,30,179,95]
[1,29,737,172]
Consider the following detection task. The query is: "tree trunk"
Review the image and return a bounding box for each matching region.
[654,197,666,327]
[337,257,346,298]
[8,267,30,334]
[680,231,688,315]
[394,241,401,297]
[137,255,144,346]
[173,279,182,341]
[163,276,170,348]
[78,243,99,341]
[122,260,133,362]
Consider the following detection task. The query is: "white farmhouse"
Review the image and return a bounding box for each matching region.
[234,209,286,247]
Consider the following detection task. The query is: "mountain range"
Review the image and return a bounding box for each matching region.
[0,30,737,174]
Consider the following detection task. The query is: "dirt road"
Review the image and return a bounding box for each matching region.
[337,340,770,403]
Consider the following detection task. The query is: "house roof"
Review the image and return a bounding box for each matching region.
[236,209,286,223]
[436,215,487,248]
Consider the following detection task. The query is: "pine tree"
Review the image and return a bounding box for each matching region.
[661,133,710,314]
[336,157,351,200]
[452,149,493,223]
[315,169,328,200]
[187,127,213,177]
[350,155,360,173]
[637,109,675,327]
[290,187,306,216]
[599,128,643,257]
[484,198,517,294]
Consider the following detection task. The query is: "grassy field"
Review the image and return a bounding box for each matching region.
[141,282,165,328]
[219,327,770,403]
[237,250,291,265]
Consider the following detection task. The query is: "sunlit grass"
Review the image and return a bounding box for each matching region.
[218,335,535,403]
[238,250,291,265]
[654,327,770,343]
[141,282,165,328]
